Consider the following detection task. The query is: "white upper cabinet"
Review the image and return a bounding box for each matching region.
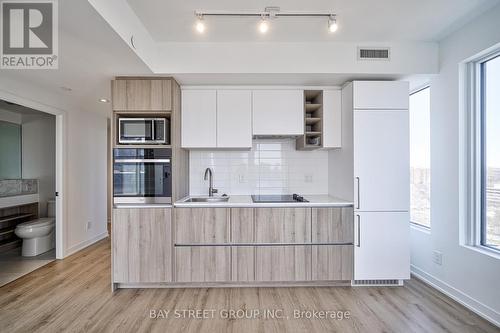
[353,81,409,110]
[217,90,252,148]
[181,90,217,148]
[353,110,410,211]
[252,90,303,136]
[182,89,252,149]
[322,89,342,148]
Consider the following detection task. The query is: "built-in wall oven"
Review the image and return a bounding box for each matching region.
[118,117,169,144]
[113,148,172,204]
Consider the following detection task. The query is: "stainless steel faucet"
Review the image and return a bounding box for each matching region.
[204,168,218,197]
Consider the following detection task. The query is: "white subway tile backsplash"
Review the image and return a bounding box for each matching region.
[189,139,328,195]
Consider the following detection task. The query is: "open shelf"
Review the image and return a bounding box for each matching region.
[297,90,324,150]
[305,117,321,125]
[0,213,35,224]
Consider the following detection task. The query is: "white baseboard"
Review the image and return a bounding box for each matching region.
[411,265,500,327]
[64,231,109,258]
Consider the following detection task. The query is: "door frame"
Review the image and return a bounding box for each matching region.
[0,88,66,259]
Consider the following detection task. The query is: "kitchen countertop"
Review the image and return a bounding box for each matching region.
[174,195,353,208]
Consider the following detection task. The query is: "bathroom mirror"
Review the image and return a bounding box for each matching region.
[0,120,22,179]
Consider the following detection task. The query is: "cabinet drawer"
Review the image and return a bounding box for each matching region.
[175,208,229,244]
[175,246,231,282]
[255,208,310,244]
[232,246,255,282]
[312,245,353,280]
[255,246,311,282]
[312,207,353,244]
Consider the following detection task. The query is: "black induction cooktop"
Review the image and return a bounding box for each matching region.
[251,194,309,203]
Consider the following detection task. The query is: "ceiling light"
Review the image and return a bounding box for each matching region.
[195,15,205,33]
[99,98,110,103]
[259,16,269,34]
[328,15,338,33]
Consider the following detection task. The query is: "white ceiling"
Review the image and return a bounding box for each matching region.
[0,0,151,114]
[127,0,499,42]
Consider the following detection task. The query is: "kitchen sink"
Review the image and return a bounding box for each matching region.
[183,196,230,203]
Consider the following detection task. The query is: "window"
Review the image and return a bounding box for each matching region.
[409,87,431,228]
[480,54,500,251]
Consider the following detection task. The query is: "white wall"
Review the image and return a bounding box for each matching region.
[189,139,329,196]
[21,113,56,217]
[0,76,109,258]
[0,108,22,124]
[410,4,500,325]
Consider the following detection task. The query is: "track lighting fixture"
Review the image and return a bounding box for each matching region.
[328,15,338,33]
[195,14,205,33]
[259,15,269,34]
[194,7,338,34]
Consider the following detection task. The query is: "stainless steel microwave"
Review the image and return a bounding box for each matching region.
[118,118,168,144]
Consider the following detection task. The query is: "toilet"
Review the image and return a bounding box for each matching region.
[15,200,56,257]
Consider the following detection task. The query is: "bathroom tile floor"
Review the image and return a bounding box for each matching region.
[0,247,55,287]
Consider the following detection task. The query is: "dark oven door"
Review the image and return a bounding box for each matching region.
[113,158,171,204]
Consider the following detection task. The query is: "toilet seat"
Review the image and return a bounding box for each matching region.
[17,218,55,229]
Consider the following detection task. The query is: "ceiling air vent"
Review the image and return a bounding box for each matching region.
[358,47,390,61]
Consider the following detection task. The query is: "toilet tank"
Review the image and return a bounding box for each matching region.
[47,200,56,218]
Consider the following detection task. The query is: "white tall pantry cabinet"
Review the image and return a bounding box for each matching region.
[342,81,410,281]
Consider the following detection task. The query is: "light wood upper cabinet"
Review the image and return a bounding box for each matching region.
[353,81,409,110]
[181,90,217,148]
[112,208,172,283]
[217,90,252,148]
[112,79,172,111]
[252,90,304,136]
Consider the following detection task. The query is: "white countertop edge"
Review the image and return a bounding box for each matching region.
[174,195,353,208]
[0,193,39,209]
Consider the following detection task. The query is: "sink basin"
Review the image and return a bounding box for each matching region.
[183,196,230,203]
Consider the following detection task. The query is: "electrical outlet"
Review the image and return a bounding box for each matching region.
[86,221,92,231]
[304,174,313,183]
[432,250,443,265]
[238,174,246,183]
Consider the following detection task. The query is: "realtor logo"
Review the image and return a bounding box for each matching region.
[1,0,58,69]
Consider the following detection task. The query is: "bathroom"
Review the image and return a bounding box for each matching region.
[0,99,57,286]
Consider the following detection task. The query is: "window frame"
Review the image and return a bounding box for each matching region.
[409,85,432,230]
[461,45,500,257]
[479,53,500,251]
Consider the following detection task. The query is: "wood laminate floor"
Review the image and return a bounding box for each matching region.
[0,239,498,333]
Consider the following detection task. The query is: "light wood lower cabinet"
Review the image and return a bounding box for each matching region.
[175,246,231,282]
[112,208,172,283]
[255,246,312,282]
[174,208,230,282]
[231,208,255,282]
[174,208,229,244]
[171,206,354,284]
[255,208,310,243]
[312,207,354,243]
[312,245,353,280]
